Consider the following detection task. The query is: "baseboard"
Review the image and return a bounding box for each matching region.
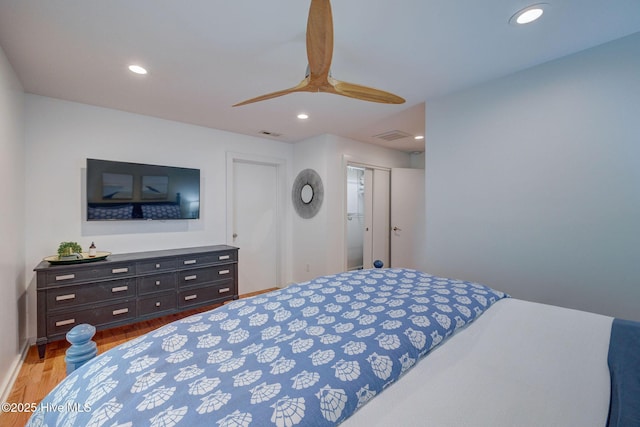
[0,338,32,402]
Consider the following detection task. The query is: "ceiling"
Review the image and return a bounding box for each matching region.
[1,1,639,153]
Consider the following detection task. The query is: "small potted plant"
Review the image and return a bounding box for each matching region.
[57,241,83,260]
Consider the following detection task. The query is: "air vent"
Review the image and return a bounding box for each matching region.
[259,130,282,137]
[372,130,412,141]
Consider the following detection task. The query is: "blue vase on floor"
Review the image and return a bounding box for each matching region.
[65,324,98,374]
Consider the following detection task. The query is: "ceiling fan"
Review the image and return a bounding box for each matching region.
[233,0,405,107]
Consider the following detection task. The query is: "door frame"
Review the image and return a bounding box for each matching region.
[226,152,288,288]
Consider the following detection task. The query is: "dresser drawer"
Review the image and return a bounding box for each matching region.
[47,300,136,335]
[177,265,235,287]
[212,249,237,263]
[46,262,137,286]
[44,268,96,286]
[177,268,214,287]
[178,280,234,308]
[136,258,178,274]
[138,292,177,316]
[137,273,176,295]
[92,263,136,279]
[46,279,135,310]
[176,250,237,268]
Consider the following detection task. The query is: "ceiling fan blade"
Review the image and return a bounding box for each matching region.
[234,0,404,107]
[331,79,405,104]
[233,79,309,107]
[306,0,333,78]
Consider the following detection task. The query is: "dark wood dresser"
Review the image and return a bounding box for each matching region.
[34,245,238,358]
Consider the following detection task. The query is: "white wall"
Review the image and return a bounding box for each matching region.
[292,134,412,282]
[291,134,332,281]
[424,32,640,321]
[23,95,295,338]
[0,46,26,399]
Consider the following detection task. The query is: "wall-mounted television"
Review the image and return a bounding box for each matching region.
[86,158,200,221]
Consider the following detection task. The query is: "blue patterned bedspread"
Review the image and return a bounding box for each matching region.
[28,268,506,427]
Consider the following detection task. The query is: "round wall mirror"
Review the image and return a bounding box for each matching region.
[292,169,324,218]
[300,184,314,204]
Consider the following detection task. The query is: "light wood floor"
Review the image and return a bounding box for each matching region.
[1,290,275,427]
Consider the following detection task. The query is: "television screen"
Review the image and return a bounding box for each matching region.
[86,158,200,221]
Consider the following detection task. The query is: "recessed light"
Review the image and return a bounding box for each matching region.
[510,3,547,25]
[128,64,148,75]
[297,113,309,120]
[414,135,424,140]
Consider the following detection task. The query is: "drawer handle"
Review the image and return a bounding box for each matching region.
[218,269,230,275]
[219,287,230,293]
[55,293,76,301]
[112,286,129,293]
[55,318,75,327]
[219,255,230,260]
[155,302,161,307]
[112,308,129,316]
[55,274,75,281]
[184,294,197,301]
[112,267,129,274]
[155,280,161,286]
[184,275,197,281]
[183,259,197,265]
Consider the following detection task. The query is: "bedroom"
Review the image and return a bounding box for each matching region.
[1,1,639,425]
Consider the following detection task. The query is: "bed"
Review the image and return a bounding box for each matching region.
[26,268,638,426]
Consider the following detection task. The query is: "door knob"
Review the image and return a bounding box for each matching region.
[232,233,238,238]
[393,226,402,231]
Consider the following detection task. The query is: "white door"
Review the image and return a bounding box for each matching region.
[371,169,390,267]
[362,169,373,268]
[390,168,425,269]
[232,160,279,294]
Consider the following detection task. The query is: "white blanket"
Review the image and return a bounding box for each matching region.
[342,298,613,427]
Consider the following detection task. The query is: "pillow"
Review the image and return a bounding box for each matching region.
[88,205,133,220]
[141,204,181,219]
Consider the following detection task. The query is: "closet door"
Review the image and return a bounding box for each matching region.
[362,169,374,269]
[371,169,390,267]
[362,168,390,269]
[390,168,425,269]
